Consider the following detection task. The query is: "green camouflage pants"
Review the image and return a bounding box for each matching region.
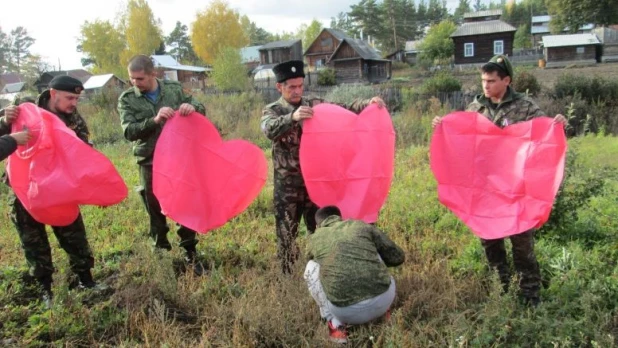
[10,195,94,280]
[480,229,541,300]
[274,183,318,273]
[138,164,197,250]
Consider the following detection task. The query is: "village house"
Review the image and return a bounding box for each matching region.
[451,10,516,65]
[531,15,595,48]
[329,38,391,84]
[593,27,618,62]
[82,74,127,95]
[542,33,601,67]
[240,45,262,72]
[259,39,303,65]
[35,69,92,93]
[303,28,350,70]
[151,55,209,89]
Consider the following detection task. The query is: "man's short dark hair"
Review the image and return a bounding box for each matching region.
[315,206,342,227]
[481,63,509,80]
[128,54,155,74]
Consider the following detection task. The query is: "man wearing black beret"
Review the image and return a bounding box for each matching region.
[261,60,386,274]
[0,74,102,307]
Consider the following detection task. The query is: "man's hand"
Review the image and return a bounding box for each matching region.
[369,96,386,109]
[10,129,31,145]
[292,106,313,121]
[3,105,19,125]
[431,116,443,128]
[178,103,195,116]
[553,114,567,125]
[154,107,175,124]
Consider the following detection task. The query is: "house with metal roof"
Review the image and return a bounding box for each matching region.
[450,19,516,65]
[329,38,391,84]
[303,28,351,70]
[259,39,303,65]
[240,45,262,71]
[531,15,595,47]
[83,74,127,95]
[463,9,503,23]
[0,82,27,101]
[151,55,210,88]
[542,34,601,67]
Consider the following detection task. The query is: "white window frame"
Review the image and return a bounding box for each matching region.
[464,43,474,57]
[576,46,585,54]
[494,40,504,55]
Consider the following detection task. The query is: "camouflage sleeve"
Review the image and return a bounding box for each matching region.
[72,114,92,145]
[260,106,295,141]
[0,134,17,161]
[525,99,545,120]
[0,114,10,136]
[118,95,159,142]
[182,90,205,115]
[371,227,405,267]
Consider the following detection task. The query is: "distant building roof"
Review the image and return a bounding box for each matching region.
[542,34,601,48]
[531,15,551,23]
[0,72,24,85]
[324,28,350,40]
[83,74,124,90]
[240,45,262,63]
[451,20,516,37]
[1,82,26,94]
[463,9,503,19]
[260,39,301,50]
[151,55,210,72]
[331,38,387,61]
[405,40,421,52]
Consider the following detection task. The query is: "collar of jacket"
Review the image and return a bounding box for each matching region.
[475,86,523,109]
[319,215,342,228]
[132,78,163,98]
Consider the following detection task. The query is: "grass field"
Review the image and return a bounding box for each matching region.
[0,90,616,347]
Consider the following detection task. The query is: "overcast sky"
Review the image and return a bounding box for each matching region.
[1,0,458,71]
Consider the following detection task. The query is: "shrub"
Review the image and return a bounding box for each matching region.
[391,61,409,71]
[512,70,541,96]
[554,74,618,106]
[317,68,336,86]
[324,84,376,104]
[420,71,462,96]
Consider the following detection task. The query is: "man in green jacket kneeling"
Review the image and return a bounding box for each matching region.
[304,206,405,344]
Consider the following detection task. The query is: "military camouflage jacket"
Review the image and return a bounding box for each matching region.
[118,79,205,165]
[0,90,90,144]
[466,86,545,127]
[306,215,405,307]
[261,96,370,187]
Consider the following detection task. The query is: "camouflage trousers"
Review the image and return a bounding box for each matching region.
[10,194,94,281]
[274,183,318,274]
[480,229,541,300]
[138,164,197,250]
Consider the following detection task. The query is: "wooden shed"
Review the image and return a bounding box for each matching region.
[329,38,391,84]
[303,28,350,70]
[259,39,303,65]
[542,34,601,67]
[450,20,516,65]
[83,74,127,95]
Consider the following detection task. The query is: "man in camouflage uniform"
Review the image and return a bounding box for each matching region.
[118,54,206,275]
[261,60,386,274]
[432,55,567,305]
[0,76,100,304]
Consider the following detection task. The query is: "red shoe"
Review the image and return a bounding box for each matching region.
[327,320,348,344]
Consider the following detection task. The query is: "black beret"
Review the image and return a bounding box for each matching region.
[49,75,84,94]
[273,60,305,83]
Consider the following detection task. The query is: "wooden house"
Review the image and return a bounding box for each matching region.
[240,45,262,72]
[542,34,601,67]
[329,38,391,84]
[531,15,595,48]
[303,28,350,70]
[451,20,516,65]
[463,9,502,23]
[404,40,421,64]
[151,55,209,89]
[593,27,618,62]
[83,74,127,95]
[259,39,303,65]
[35,69,92,93]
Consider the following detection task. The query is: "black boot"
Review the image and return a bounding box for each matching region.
[184,246,207,276]
[38,275,53,309]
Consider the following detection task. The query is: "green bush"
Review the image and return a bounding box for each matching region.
[420,71,462,96]
[317,68,336,86]
[512,70,541,96]
[391,61,409,71]
[554,74,618,106]
[324,84,376,104]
